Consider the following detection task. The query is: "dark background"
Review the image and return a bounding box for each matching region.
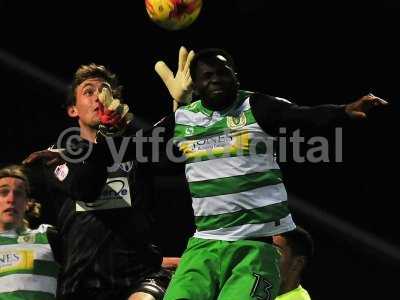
[1,1,399,299]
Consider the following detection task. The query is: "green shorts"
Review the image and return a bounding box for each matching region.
[164,237,281,300]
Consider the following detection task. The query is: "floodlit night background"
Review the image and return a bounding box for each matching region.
[1,1,399,299]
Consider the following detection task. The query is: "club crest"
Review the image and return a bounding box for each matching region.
[227,112,246,129]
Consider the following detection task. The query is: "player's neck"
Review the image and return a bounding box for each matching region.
[79,126,97,143]
[279,278,300,295]
[0,222,17,233]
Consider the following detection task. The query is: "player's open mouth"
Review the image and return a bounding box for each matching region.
[210,89,223,95]
[3,208,18,215]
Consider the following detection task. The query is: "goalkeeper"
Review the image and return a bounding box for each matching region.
[23,63,173,300]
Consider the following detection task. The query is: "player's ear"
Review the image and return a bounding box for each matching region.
[291,256,306,273]
[67,105,78,118]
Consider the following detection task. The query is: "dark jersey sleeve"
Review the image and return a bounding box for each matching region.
[149,114,185,175]
[102,114,181,169]
[48,162,107,202]
[249,93,350,136]
[26,142,108,204]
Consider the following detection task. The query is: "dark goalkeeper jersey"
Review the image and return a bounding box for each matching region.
[27,137,162,297]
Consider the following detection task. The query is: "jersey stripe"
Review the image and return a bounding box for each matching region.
[192,183,287,216]
[189,170,283,198]
[195,201,290,231]
[0,274,57,294]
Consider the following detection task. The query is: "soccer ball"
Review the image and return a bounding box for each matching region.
[145,0,202,30]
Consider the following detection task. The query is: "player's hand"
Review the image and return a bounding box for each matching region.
[155,46,195,106]
[345,93,388,119]
[162,257,180,271]
[97,85,133,137]
[22,149,64,166]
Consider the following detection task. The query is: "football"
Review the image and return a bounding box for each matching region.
[145,0,202,30]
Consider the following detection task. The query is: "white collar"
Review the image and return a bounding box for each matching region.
[0,228,18,237]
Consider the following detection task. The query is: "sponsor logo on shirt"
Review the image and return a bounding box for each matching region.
[191,134,233,151]
[119,161,134,173]
[0,250,34,273]
[54,163,69,182]
[76,176,132,212]
[180,131,250,161]
[185,127,194,136]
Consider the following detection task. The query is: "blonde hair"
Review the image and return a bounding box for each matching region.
[0,164,30,195]
[0,165,40,230]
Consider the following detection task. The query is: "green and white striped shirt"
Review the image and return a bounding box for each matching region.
[174,91,295,241]
[0,224,58,300]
